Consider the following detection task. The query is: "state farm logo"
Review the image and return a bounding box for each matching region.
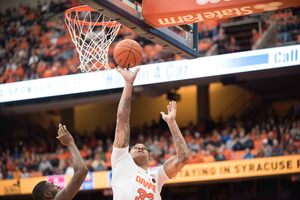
[158,0,285,27]
[253,2,283,11]
[196,0,230,5]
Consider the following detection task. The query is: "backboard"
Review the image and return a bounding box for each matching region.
[80,0,200,59]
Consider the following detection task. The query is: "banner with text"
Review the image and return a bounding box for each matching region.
[0,45,299,103]
[142,0,300,27]
[168,155,300,184]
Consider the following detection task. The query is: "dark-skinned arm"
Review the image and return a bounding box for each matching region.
[55,124,88,200]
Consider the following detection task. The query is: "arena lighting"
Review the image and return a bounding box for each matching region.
[0,44,299,103]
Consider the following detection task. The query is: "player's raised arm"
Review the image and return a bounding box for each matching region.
[55,124,88,200]
[161,101,189,178]
[113,67,140,148]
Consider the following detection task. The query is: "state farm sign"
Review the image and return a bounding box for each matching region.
[142,0,299,27]
[196,0,231,5]
[157,2,284,26]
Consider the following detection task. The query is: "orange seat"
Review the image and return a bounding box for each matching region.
[223,149,231,160]
[29,171,43,177]
[254,139,263,150]
[231,150,246,160]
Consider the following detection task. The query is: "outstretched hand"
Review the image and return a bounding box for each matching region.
[116,66,140,85]
[160,101,177,123]
[57,123,74,147]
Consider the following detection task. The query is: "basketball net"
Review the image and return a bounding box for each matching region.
[65,5,121,72]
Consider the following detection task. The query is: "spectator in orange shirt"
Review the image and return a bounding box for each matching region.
[188,150,202,164]
[202,150,215,163]
[43,66,54,78]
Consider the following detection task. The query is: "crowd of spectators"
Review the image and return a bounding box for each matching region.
[0,0,79,83]
[216,7,300,54]
[0,0,182,84]
[270,8,300,44]
[1,107,300,180]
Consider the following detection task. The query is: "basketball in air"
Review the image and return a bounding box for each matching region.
[113,39,143,68]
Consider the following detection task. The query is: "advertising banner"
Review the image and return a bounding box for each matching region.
[47,175,66,189]
[168,155,300,184]
[142,0,300,27]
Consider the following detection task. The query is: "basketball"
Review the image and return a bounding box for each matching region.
[113,39,143,68]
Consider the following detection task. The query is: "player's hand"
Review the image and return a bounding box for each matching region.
[116,66,140,85]
[160,101,177,123]
[57,124,74,147]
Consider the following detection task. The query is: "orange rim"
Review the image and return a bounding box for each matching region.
[65,5,120,27]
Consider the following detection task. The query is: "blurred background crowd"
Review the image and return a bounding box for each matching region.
[1,106,299,180]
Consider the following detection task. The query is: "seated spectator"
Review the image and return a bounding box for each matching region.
[21,167,30,178]
[290,121,300,141]
[220,129,231,144]
[232,137,244,151]
[226,36,240,53]
[209,130,223,147]
[149,154,158,167]
[226,132,237,150]
[91,154,106,171]
[6,171,13,179]
[261,139,273,157]
[239,129,254,149]
[272,140,283,156]
[216,27,229,52]
[188,150,202,164]
[39,155,53,176]
[243,148,254,159]
[215,146,226,161]
[202,150,215,163]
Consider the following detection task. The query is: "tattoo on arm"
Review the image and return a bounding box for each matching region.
[114,123,130,147]
[173,134,189,165]
[164,121,189,178]
[114,85,132,148]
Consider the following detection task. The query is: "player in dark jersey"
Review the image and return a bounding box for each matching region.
[32,124,88,200]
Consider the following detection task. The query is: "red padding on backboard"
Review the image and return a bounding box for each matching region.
[142,0,300,27]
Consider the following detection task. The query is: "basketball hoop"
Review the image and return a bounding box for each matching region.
[65,5,121,72]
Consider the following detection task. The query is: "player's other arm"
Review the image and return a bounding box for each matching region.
[55,124,88,200]
[113,67,140,148]
[161,101,189,178]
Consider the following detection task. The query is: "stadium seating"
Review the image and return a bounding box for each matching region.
[1,109,300,180]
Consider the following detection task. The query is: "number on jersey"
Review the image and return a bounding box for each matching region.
[135,188,154,200]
